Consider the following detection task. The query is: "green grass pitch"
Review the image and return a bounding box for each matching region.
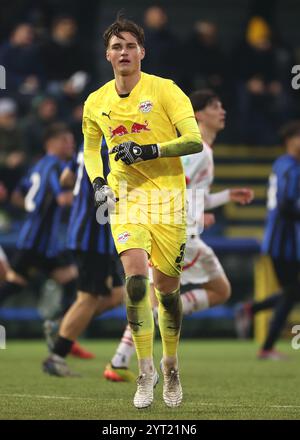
[0,339,300,420]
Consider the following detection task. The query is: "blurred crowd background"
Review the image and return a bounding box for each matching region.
[0,0,300,232]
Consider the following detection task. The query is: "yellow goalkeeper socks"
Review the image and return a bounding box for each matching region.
[155,287,182,358]
[126,275,154,360]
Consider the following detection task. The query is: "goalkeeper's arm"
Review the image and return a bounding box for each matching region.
[159,117,202,157]
[84,136,115,209]
[82,101,105,183]
[83,134,104,183]
[82,105,115,207]
[110,117,202,164]
[83,112,115,208]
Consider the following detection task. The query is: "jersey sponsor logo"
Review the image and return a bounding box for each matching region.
[109,121,151,139]
[109,125,129,139]
[117,231,131,244]
[131,120,150,133]
[139,100,153,113]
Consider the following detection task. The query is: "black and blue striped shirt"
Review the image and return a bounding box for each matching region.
[262,154,300,261]
[16,154,66,257]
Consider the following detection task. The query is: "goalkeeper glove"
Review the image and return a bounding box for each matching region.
[92,177,116,212]
[110,141,160,165]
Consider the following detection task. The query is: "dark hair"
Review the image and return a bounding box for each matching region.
[103,12,145,48]
[279,120,300,144]
[189,89,220,112]
[52,14,76,28]
[44,123,70,144]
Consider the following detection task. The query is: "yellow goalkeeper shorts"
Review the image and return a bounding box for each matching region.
[111,221,186,278]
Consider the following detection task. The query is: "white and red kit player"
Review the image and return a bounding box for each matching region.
[180,89,254,313]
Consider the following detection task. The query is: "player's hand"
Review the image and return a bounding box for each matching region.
[230,188,254,205]
[109,141,160,165]
[57,191,73,206]
[203,213,216,229]
[92,177,116,212]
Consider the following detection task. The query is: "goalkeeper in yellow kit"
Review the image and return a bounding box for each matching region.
[83,15,202,408]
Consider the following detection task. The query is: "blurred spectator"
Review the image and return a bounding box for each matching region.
[233,17,292,144]
[183,21,227,94]
[67,102,84,146]
[0,23,43,95]
[0,182,8,204]
[142,5,181,83]
[0,98,27,193]
[273,38,296,89]
[21,94,59,161]
[0,181,9,232]
[41,15,91,96]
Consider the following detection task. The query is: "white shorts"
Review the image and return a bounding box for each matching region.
[180,235,224,285]
[149,235,224,286]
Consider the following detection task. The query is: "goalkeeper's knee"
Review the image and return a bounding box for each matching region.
[126,275,148,302]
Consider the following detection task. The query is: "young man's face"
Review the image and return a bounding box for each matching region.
[50,132,75,160]
[286,134,300,156]
[196,98,226,133]
[106,31,145,76]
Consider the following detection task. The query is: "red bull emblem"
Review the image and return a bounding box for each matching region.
[109,125,129,139]
[139,101,153,113]
[109,121,151,139]
[131,121,150,133]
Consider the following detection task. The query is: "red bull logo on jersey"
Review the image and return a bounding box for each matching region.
[109,121,151,139]
[131,121,150,133]
[139,100,153,113]
[117,231,131,244]
[109,125,129,139]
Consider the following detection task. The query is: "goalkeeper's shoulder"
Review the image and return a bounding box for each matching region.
[148,74,190,105]
[152,74,183,91]
[142,72,179,94]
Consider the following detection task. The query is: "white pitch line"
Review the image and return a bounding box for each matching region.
[1,395,300,409]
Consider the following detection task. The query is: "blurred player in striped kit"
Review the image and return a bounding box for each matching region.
[0,123,94,357]
[43,140,126,376]
[0,124,78,321]
[236,121,300,359]
[0,182,10,284]
[105,89,254,380]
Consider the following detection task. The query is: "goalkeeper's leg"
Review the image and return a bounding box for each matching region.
[121,249,155,372]
[152,268,183,407]
[120,248,158,408]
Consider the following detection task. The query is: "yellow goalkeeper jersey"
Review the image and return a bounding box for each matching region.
[83,72,194,212]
